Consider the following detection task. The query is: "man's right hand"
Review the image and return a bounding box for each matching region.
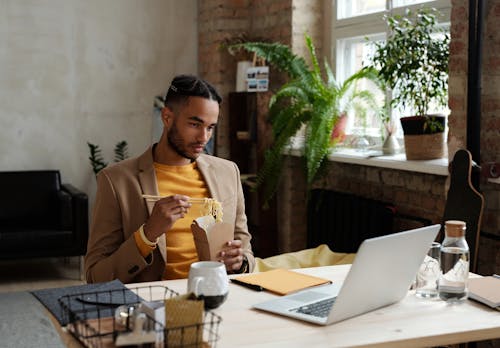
[143,194,191,241]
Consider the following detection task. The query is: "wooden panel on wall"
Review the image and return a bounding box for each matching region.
[228,92,277,258]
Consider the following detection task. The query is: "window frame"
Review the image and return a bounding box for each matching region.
[328,0,452,139]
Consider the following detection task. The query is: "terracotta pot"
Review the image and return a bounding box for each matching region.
[331,114,347,144]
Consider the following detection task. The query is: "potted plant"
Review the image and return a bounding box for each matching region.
[87,140,129,176]
[368,7,450,160]
[227,35,384,204]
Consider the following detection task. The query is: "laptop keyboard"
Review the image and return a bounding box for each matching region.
[290,297,336,318]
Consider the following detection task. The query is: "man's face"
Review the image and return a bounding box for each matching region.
[164,96,219,161]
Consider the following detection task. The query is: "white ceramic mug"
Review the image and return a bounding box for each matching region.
[187,261,229,309]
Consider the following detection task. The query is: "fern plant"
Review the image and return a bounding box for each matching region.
[228,35,384,204]
[87,140,129,176]
[114,140,129,162]
[87,142,108,175]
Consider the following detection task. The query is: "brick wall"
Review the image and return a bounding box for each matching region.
[291,0,324,66]
[278,156,447,252]
[198,0,499,274]
[448,0,500,275]
[198,0,251,158]
[198,0,294,159]
[479,1,500,250]
[197,0,323,255]
[198,0,323,158]
[313,163,448,225]
[482,0,500,271]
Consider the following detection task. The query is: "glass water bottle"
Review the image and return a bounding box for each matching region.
[438,220,470,302]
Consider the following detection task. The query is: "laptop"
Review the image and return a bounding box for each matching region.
[252,224,440,325]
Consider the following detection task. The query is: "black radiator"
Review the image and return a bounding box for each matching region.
[307,189,397,253]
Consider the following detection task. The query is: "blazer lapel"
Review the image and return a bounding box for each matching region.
[137,146,159,214]
[196,155,221,201]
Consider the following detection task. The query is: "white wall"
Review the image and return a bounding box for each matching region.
[0,0,198,201]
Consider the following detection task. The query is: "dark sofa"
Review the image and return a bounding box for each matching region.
[0,170,88,259]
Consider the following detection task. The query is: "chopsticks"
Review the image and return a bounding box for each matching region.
[142,194,210,203]
[141,195,223,222]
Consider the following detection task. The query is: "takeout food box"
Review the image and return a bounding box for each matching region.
[191,215,233,261]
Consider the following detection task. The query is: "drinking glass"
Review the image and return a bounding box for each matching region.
[415,242,441,298]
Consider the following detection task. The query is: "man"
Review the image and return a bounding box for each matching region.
[85,74,254,283]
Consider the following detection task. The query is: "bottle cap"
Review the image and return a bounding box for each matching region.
[445,220,466,237]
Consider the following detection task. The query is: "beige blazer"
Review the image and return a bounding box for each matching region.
[85,146,255,283]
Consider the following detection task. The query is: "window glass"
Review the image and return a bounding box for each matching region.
[393,0,434,7]
[336,34,383,84]
[332,0,451,139]
[336,35,386,137]
[337,0,385,19]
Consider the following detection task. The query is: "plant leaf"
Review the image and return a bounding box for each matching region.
[226,41,309,80]
[227,34,385,205]
[114,140,129,162]
[87,142,108,175]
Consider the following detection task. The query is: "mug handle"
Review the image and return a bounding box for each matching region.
[191,276,204,297]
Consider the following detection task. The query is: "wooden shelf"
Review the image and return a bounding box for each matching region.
[229,92,277,258]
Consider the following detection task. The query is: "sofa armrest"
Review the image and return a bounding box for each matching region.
[57,190,73,230]
[61,183,89,254]
[61,183,87,199]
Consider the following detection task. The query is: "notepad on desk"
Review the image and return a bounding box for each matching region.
[231,269,331,295]
[468,276,500,309]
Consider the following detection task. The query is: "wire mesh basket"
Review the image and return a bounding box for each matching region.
[58,285,221,348]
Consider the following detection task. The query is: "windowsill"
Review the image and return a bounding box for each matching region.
[285,147,449,176]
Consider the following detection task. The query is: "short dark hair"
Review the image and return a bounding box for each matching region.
[164,74,222,110]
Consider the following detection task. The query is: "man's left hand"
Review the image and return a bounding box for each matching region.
[219,240,244,272]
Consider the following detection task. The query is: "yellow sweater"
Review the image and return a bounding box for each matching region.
[134,161,210,279]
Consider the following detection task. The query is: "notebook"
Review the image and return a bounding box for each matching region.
[252,224,440,325]
[232,268,331,295]
[468,276,500,309]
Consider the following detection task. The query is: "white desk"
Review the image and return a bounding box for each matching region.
[131,265,500,348]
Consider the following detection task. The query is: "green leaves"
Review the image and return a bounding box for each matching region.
[114,140,129,162]
[87,140,129,176]
[304,102,336,185]
[369,7,449,119]
[87,142,108,175]
[228,35,384,205]
[227,41,309,80]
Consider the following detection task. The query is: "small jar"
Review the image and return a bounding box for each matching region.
[437,220,469,302]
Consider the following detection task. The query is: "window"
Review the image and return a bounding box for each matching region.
[337,1,385,19]
[331,0,451,140]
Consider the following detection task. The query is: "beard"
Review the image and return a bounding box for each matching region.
[167,121,202,161]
